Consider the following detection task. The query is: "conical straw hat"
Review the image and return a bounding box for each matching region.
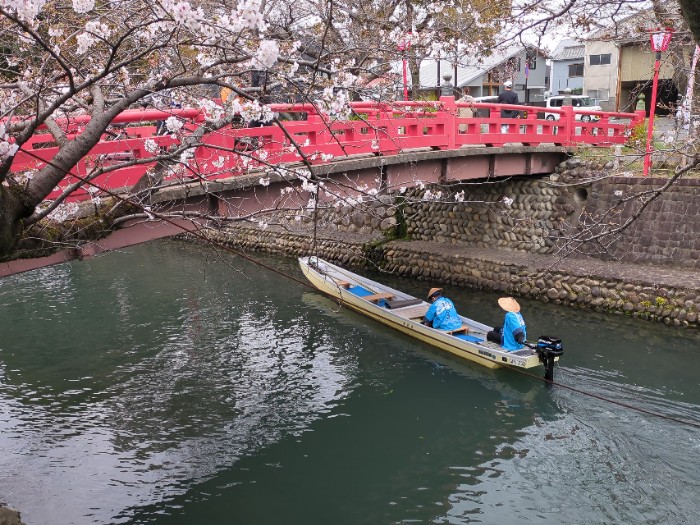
[498,297,520,313]
[428,288,443,299]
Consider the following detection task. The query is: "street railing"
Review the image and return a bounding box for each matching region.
[11,96,645,202]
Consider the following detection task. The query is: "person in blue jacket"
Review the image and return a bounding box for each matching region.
[422,288,462,331]
[487,297,527,351]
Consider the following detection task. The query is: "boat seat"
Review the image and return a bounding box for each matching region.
[333,280,351,288]
[363,292,395,303]
[392,304,430,320]
[446,326,469,335]
[386,298,423,309]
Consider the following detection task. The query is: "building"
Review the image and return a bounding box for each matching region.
[549,39,585,95]
[615,35,679,114]
[582,4,687,114]
[418,46,548,104]
[583,39,619,111]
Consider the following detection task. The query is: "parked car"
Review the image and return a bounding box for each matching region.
[545,95,602,122]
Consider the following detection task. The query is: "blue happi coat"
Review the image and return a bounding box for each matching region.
[424,297,462,331]
[502,311,527,351]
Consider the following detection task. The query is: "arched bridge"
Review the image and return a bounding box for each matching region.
[3,97,645,275]
[14,96,644,203]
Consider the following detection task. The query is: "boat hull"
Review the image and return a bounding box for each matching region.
[299,257,551,372]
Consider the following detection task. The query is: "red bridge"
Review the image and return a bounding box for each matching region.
[13,96,644,203]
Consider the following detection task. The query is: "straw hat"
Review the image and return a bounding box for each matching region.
[428,287,443,300]
[498,297,520,312]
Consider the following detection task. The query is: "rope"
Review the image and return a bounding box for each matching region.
[497,362,700,429]
[14,146,700,431]
[311,179,320,257]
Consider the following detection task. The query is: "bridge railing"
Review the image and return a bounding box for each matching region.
[11,97,645,202]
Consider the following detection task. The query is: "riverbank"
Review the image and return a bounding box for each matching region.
[200,224,700,328]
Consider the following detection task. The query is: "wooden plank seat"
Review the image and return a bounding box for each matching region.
[333,279,351,288]
[392,304,430,320]
[446,326,469,335]
[363,292,395,303]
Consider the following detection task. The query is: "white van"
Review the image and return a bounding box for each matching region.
[545,95,602,122]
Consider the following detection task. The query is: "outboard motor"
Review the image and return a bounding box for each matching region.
[534,336,563,382]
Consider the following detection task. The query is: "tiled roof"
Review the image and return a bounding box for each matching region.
[363,74,400,88]
[553,45,585,61]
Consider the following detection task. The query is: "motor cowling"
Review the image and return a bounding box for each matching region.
[536,336,563,356]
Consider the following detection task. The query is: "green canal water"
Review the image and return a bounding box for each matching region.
[1,240,699,525]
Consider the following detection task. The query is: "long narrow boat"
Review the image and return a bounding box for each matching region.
[299,256,563,379]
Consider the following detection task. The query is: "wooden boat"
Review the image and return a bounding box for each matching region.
[299,256,563,379]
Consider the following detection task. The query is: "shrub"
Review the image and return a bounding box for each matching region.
[626,120,646,149]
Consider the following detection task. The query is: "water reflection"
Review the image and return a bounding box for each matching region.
[0,244,358,524]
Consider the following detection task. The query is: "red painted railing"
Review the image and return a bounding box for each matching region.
[11,97,645,202]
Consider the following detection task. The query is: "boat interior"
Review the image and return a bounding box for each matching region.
[303,258,558,372]
[333,276,484,343]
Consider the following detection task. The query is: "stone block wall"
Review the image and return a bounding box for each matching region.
[402,178,576,254]
[268,195,398,236]
[401,158,700,271]
[378,243,700,327]
[580,175,700,269]
[202,225,382,267]
[215,157,700,271]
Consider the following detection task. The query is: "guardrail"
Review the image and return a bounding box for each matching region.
[12,96,645,202]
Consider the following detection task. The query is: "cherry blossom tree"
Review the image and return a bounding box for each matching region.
[0,0,512,259]
[0,0,300,256]
[0,0,698,261]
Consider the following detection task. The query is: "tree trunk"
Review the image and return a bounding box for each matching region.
[679,0,700,43]
[0,101,135,258]
[0,186,34,260]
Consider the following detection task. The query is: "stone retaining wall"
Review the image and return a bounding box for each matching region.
[402,177,574,253]
[266,157,699,271]
[582,175,700,268]
[270,195,398,236]
[377,244,699,327]
[203,226,381,267]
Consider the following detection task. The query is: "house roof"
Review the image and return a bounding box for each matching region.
[551,38,580,54]
[363,74,400,89]
[419,59,488,88]
[552,45,584,61]
[419,46,535,88]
